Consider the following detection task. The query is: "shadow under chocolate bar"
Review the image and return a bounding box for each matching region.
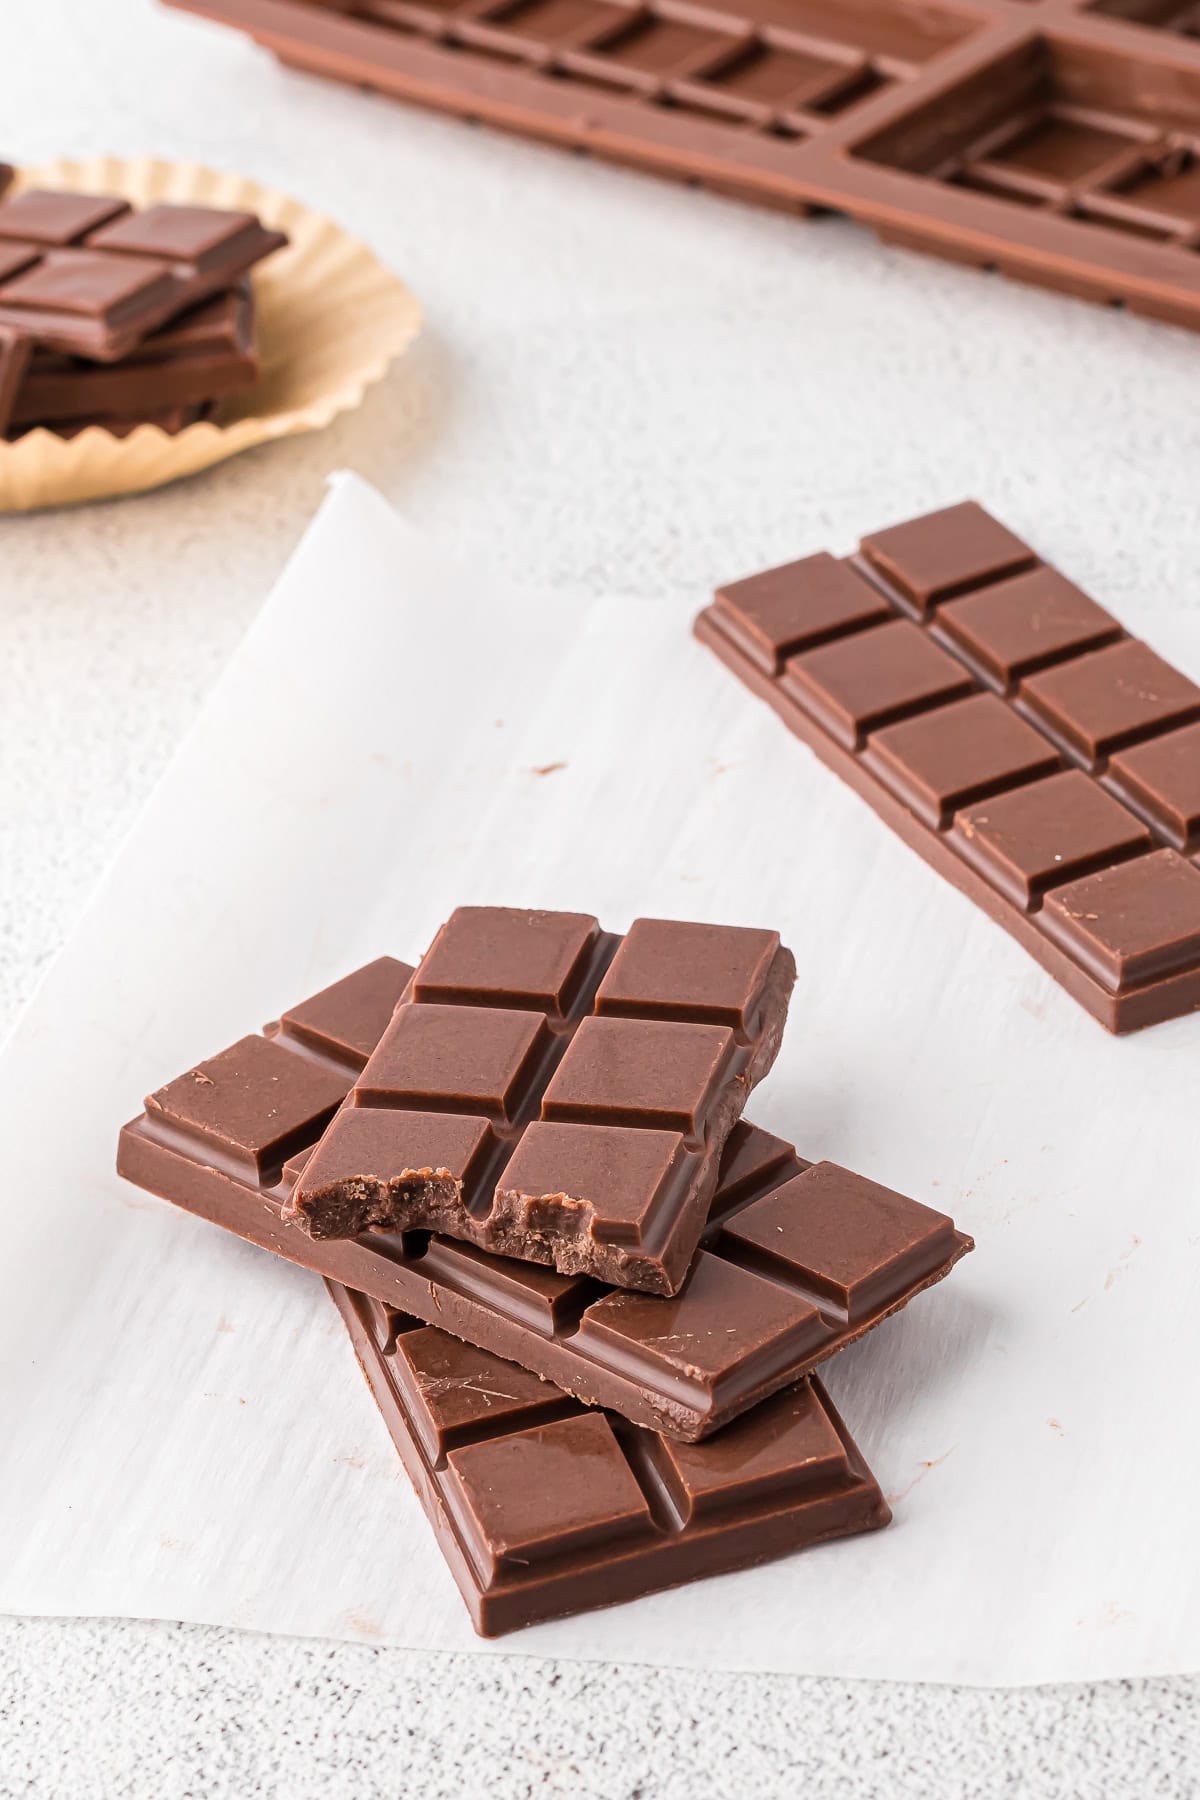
[117,953,973,1442]
[697,502,1200,1034]
[329,1280,890,1637]
[286,908,797,1295]
[164,0,1200,333]
[10,287,257,428]
[0,189,285,362]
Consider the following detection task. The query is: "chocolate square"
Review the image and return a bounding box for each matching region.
[860,502,1037,612]
[1039,849,1200,992]
[541,1015,735,1136]
[937,568,1122,688]
[357,1003,550,1123]
[951,769,1153,909]
[780,617,974,750]
[1022,639,1200,766]
[144,1033,350,1176]
[711,552,890,675]
[863,691,1061,828]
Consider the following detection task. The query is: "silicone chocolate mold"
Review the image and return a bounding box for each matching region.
[164,0,1200,332]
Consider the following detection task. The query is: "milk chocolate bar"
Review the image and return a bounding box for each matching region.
[166,0,1200,334]
[697,502,1200,1034]
[11,287,257,427]
[330,1280,889,1636]
[117,955,973,1440]
[0,189,285,361]
[286,907,795,1295]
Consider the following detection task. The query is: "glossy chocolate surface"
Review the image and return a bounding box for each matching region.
[0,189,284,360]
[10,287,257,429]
[117,956,972,1440]
[287,908,797,1295]
[697,502,1200,1032]
[330,1281,889,1635]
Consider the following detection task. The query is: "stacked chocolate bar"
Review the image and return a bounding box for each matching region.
[0,188,287,440]
[118,907,972,1635]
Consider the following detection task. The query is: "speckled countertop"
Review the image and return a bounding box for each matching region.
[3,3,1199,1793]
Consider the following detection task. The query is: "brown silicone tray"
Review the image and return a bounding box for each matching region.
[697,501,1200,1034]
[163,0,1200,330]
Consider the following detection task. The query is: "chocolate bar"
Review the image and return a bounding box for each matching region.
[286,907,796,1294]
[166,0,1200,334]
[330,1280,889,1635]
[0,190,285,361]
[117,954,973,1440]
[697,502,1200,1034]
[10,287,257,428]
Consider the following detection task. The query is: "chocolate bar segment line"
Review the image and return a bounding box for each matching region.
[116,956,973,1441]
[0,191,286,360]
[329,1281,890,1636]
[163,0,1200,335]
[697,501,1200,1033]
[285,908,797,1296]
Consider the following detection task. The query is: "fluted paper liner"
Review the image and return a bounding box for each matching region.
[0,157,421,511]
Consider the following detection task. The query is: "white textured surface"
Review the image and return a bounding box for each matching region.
[3,0,1200,1792]
[2,1616,1199,1800]
[5,474,1200,1690]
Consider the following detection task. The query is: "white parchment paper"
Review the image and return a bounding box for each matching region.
[1,473,1197,1684]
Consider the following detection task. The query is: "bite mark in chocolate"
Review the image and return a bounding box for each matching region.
[118,957,973,1441]
[284,908,795,1295]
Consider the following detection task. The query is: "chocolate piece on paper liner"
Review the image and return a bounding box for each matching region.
[0,326,32,435]
[117,956,973,1442]
[329,1280,890,1637]
[0,189,285,360]
[11,287,257,427]
[0,167,12,201]
[7,403,213,443]
[697,502,1200,1034]
[284,907,797,1295]
[165,0,1200,336]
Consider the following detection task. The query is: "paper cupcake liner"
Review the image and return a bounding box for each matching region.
[0,156,422,511]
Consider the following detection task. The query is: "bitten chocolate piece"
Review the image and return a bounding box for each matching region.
[161,0,1200,336]
[284,907,797,1295]
[0,189,285,360]
[698,502,1200,1033]
[329,1282,890,1636]
[117,957,973,1441]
